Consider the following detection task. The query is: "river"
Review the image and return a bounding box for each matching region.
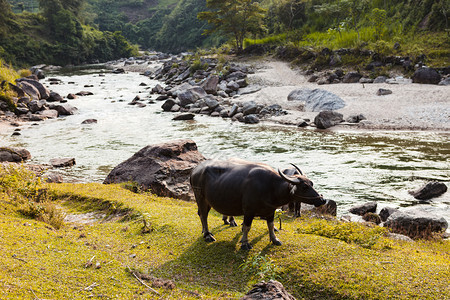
[1,66,449,223]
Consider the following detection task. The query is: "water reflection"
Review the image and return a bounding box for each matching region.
[1,69,449,224]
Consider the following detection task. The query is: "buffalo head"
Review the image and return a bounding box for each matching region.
[278,164,326,207]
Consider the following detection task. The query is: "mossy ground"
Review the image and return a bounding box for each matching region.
[1,180,449,299]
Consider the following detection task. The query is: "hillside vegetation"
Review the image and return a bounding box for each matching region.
[1,165,449,299]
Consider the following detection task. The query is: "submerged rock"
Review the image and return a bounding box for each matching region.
[409,182,448,200]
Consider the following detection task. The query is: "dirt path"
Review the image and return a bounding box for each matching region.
[240,60,450,131]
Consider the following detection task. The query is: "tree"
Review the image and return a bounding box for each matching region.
[198,0,266,52]
[275,0,306,31]
[371,8,386,40]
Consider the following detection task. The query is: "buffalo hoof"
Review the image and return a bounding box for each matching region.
[229,220,238,227]
[204,233,216,243]
[272,239,282,246]
[223,220,230,225]
[241,242,253,250]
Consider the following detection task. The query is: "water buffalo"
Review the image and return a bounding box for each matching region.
[190,158,326,250]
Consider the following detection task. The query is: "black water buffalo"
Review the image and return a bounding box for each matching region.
[190,158,326,250]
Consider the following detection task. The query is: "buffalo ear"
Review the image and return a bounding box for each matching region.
[278,169,301,185]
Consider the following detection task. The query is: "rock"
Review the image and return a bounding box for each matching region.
[112,68,125,74]
[39,109,59,119]
[104,139,205,200]
[156,95,169,101]
[226,81,240,91]
[241,280,295,300]
[362,212,381,224]
[244,114,260,124]
[346,114,366,123]
[242,101,259,115]
[377,88,392,96]
[229,104,239,117]
[232,112,244,122]
[308,75,318,83]
[201,75,219,94]
[0,147,31,162]
[409,182,448,200]
[50,103,78,115]
[28,100,46,113]
[178,87,207,107]
[287,88,345,112]
[76,91,94,96]
[45,173,63,183]
[162,99,176,111]
[412,68,441,84]
[81,119,97,124]
[173,113,195,121]
[359,77,374,84]
[204,96,219,110]
[438,78,450,86]
[379,207,400,222]
[349,201,377,216]
[373,76,388,83]
[384,209,448,239]
[237,85,262,95]
[50,158,76,168]
[314,111,344,129]
[170,104,180,112]
[47,92,64,102]
[219,109,229,118]
[17,81,40,100]
[29,114,46,121]
[312,199,337,216]
[342,72,363,83]
[16,78,50,99]
[386,77,413,84]
[152,84,165,94]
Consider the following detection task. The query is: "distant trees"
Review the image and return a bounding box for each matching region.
[198,0,266,52]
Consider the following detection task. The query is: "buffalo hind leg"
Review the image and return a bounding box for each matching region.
[240,215,254,250]
[267,214,282,246]
[223,215,238,227]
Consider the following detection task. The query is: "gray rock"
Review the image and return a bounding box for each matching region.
[76,91,94,96]
[17,81,40,100]
[178,87,207,107]
[242,101,259,115]
[438,77,450,86]
[219,109,229,118]
[314,110,344,129]
[412,68,441,84]
[50,103,78,115]
[342,72,363,83]
[232,112,244,122]
[373,76,388,83]
[204,96,219,110]
[409,182,447,200]
[287,88,345,112]
[359,77,374,84]
[377,88,393,96]
[30,114,46,121]
[173,113,195,121]
[244,114,260,124]
[237,85,262,95]
[104,139,205,200]
[386,76,413,84]
[0,147,31,162]
[47,92,64,102]
[201,75,219,94]
[170,104,180,112]
[384,209,448,239]
[16,78,50,99]
[28,100,46,113]
[229,104,239,117]
[349,201,377,216]
[346,114,366,123]
[241,280,295,300]
[81,119,97,124]
[380,207,400,222]
[161,99,176,111]
[50,157,76,168]
[39,109,58,119]
[226,81,240,91]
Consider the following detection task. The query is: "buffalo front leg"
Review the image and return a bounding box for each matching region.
[267,214,282,246]
[240,215,254,250]
[197,202,215,243]
[223,215,237,227]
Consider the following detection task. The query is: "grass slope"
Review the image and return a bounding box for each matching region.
[0,180,449,299]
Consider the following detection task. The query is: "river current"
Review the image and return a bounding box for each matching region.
[2,67,449,223]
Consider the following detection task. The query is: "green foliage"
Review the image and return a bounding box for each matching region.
[198,0,267,51]
[241,252,280,283]
[371,8,386,40]
[0,59,19,109]
[244,33,287,48]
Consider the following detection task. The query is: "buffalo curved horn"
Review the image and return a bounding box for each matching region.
[290,163,304,175]
[278,169,301,185]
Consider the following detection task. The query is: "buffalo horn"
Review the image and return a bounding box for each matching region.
[290,163,304,175]
[278,169,301,184]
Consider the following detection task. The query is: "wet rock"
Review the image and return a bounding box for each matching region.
[173,113,195,121]
[76,91,94,96]
[39,109,59,119]
[47,92,64,102]
[104,139,205,200]
[50,157,76,168]
[349,201,377,216]
[50,103,78,115]
[409,182,447,200]
[81,119,97,124]
[314,111,344,129]
[412,68,441,84]
[384,209,448,239]
[342,72,363,83]
[241,280,295,300]
[0,147,31,162]
[379,207,400,222]
[287,88,345,112]
[156,95,169,101]
[244,114,260,124]
[377,88,392,96]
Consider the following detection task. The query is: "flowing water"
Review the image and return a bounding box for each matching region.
[1,67,449,224]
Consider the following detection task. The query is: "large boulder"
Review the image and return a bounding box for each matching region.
[17,81,40,100]
[241,280,295,300]
[0,147,31,162]
[287,88,345,112]
[16,78,50,99]
[349,201,377,216]
[384,209,448,239]
[104,140,205,200]
[49,103,78,115]
[409,182,447,200]
[412,68,441,84]
[342,72,363,83]
[313,111,344,129]
[177,87,207,107]
[201,75,219,94]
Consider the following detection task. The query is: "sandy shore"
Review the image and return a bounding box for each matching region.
[238,59,450,131]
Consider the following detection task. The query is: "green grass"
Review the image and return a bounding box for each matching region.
[0,167,449,299]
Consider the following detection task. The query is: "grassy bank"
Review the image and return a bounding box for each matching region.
[0,166,449,299]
